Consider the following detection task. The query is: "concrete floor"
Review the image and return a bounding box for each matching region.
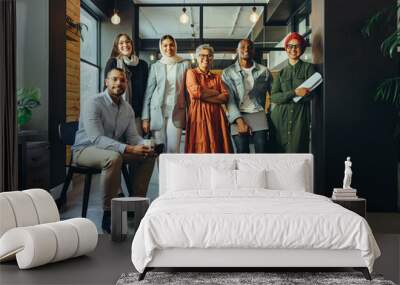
[1,159,399,285]
[0,235,133,285]
[1,232,399,285]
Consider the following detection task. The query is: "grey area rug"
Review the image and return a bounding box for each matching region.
[116,272,396,285]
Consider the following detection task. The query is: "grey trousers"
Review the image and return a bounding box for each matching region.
[73,146,155,210]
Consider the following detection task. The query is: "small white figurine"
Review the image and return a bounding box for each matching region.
[342,157,353,189]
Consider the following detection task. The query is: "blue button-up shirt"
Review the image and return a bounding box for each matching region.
[72,91,143,154]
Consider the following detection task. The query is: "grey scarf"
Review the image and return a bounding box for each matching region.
[116,57,134,105]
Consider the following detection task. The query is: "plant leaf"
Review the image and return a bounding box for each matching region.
[374,77,400,107]
[362,3,400,37]
[16,87,41,126]
[17,109,32,127]
[362,12,383,37]
[16,87,41,108]
[380,29,400,58]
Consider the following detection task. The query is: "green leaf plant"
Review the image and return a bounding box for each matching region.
[17,87,41,128]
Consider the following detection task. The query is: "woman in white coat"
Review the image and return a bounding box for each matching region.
[141,35,190,153]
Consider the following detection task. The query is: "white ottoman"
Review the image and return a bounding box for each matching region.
[0,189,98,269]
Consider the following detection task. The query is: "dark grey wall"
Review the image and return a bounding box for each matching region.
[311,0,398,211]
[48,0,66,188]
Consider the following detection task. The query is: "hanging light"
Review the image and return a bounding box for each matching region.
[180,7,189,24]
[111,9,121,25]
[111,0,120,25]
[150,54,155,61]
[249,6,259,23]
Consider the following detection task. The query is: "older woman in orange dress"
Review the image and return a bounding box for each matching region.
[185,44,233,153]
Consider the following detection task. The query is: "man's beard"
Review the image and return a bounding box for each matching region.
[115,90,125,96]
[110,87,125,97]
[239,54,251,61]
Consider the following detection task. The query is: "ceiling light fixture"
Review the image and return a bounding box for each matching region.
[180,7,189,24]
[111,9,121,25]
[250,6,259,23]
[111,0,120,25]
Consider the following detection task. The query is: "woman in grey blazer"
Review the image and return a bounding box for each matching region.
[142,35,190,153]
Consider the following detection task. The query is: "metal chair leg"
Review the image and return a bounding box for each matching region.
[121,164,133,196]
[82,174,92,218]
[57,167,74,209]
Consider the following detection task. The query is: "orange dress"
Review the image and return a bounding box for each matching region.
[185,68,233,153]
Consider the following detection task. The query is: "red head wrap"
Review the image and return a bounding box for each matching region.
[284,32,307,53]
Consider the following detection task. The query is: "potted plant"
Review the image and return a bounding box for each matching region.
[362,3,400,146]
[17,87,41,128]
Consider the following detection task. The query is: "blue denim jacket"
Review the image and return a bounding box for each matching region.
[222,61,272,124]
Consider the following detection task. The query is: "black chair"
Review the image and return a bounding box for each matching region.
[58,122,132,217]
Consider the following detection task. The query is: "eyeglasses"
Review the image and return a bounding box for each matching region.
[287,44,300,50]
[198,54,213,59]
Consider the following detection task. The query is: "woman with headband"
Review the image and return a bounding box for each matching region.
[142,35,190,153]
[270,32,316,153]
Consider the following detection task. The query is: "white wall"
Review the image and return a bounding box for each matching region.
[16,0,49,136]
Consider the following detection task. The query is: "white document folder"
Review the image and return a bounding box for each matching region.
[293,72,323,102]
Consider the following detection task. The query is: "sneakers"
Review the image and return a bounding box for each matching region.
[102,211,111,234]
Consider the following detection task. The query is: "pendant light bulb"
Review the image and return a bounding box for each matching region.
[111,9,121,25]
[180,7,189,24]
[250,6,259,23]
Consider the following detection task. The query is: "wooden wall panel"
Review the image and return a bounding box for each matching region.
[66,0,80,162]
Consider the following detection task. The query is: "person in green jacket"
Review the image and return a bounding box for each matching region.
[270,32,316,153]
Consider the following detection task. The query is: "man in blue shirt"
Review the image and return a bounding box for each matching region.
[222,39,272,153]
[72,67,155,233]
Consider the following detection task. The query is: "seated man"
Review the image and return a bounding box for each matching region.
[72,67,155,233]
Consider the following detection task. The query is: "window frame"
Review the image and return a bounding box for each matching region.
[291,0,311,39]
[80,3,101,93]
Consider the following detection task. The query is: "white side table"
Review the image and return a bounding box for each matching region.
[111,197,149,242]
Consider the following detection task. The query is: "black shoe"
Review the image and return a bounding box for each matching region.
[117,192,125,198]
[102,211,111,234]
